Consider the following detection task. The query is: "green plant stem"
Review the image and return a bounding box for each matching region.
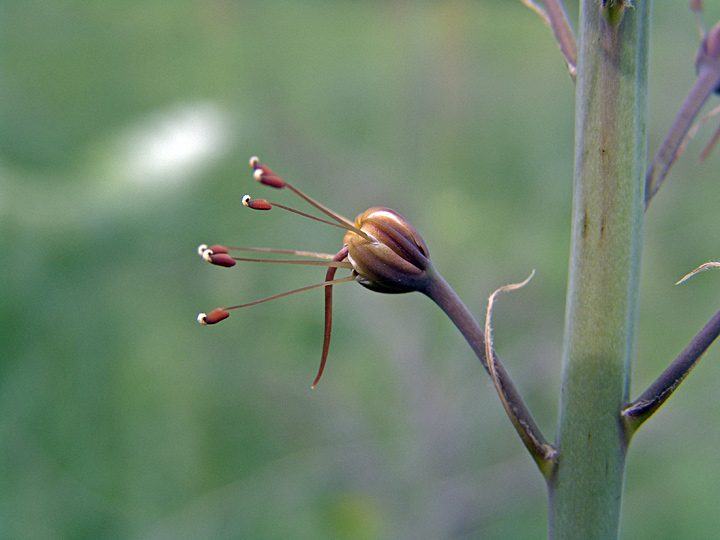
[549,2,650,539]
[423,269,557,477]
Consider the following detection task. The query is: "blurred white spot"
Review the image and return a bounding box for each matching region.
[119,101,234,187]
[1,101,238,232]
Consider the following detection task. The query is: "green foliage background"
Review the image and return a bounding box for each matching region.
[2,2,719,539]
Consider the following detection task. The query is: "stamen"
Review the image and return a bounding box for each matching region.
[208,253,237,267]
[197,308,230,325]
[249,156,275,179]
[242,194,350,230]
[223,246,337,260]
[312,246,350,388]
[249,157,371,241]
[253,168,286,189]
[283,183,370,239]
[198,245,236,267]
[242,195,272,210]
[230,256,353,269]
[199,244,229,259]
[201,242,349,268]
[222,274,356,311]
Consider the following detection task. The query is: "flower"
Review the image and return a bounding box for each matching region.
[198,157,433,387]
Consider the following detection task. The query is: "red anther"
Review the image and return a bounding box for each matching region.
[209,253,236,267]
[207,244,229,254]
[254,169,286,189]
[249,156,274,176]
[198,308,230,325]
[246,198,272,210]
[249,157,291,189]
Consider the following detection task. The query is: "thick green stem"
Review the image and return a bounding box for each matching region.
[549,2,650,539]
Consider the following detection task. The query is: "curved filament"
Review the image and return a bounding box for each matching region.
[312,246,350,388]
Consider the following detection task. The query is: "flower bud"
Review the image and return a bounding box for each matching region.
[344,207,431,294]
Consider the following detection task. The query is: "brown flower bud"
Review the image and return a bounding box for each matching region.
[344,207,431,294]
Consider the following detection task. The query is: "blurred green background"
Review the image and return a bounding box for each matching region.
[2,2,720,539]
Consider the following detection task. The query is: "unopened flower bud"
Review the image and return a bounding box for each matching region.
[345,207,431,294]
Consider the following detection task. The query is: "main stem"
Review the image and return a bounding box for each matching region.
[549,2,650,539]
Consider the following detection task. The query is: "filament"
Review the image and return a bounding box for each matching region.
[266,202,350,231]
[223,246,338,260]
[223,275,356,311]
[231,257,353,269]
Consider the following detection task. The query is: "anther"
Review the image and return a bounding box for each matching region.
[207,253,236,267]
[242,195,272,210]
[197,308,230,325]
[200,245,235,267]
[249,156,275,177]
[208,245,229,254]
[250,157,286,189]
[253,169,286,189]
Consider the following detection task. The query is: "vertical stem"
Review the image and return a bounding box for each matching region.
[549,2,650,539]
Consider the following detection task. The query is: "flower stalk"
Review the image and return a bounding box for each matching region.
[423,270,557,477]
[645,20,720,207]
